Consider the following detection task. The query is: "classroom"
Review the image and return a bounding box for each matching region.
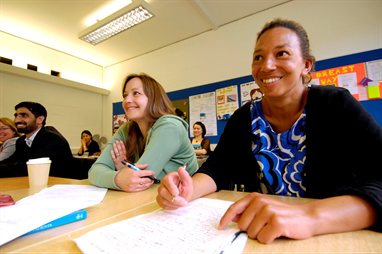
[0,0,381,253]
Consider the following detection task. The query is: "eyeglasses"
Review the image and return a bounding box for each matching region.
[0,127,11,131]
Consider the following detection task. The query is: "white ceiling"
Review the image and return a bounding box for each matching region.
[0,0,291,67]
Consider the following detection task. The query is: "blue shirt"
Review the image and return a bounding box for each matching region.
[251,99,306,197]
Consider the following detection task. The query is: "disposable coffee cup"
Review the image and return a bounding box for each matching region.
[26,157,51,189]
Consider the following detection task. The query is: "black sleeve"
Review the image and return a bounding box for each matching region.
[306,85,382,231]
[0,138,28,177]
[196,103,259,192]
[0,162,28,177]
[87,140,101,156]
[32,129,74,178]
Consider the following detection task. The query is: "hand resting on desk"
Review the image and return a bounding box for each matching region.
[157,166,377,244]
[156,166,192,209]
[220,193,376,244]
[111,140,156,192]
[115,165,155,192]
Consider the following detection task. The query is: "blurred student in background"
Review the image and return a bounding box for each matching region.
[157,19,382,244]
[89,73,198,192]
[191,121,211,156]
[77,130,100,156]
[0,101,73,177]
[175,108,187,120]
[0,117,21,161]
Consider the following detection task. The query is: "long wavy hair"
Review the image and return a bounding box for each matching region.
[122,73,175,162]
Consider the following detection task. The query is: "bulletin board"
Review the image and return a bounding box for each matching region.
[113,48,382,144]
[216,85,239,120]
[189,92,217,137]
[310,61,382,101]
[167,75,254,144]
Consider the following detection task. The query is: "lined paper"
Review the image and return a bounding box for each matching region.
[74,198,247,254]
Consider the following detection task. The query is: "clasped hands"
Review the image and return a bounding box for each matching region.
[157,167,316,244]
[111,140,156,192]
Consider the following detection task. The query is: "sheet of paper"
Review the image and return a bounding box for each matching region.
[0,184,107,246]
[74,198,248,254]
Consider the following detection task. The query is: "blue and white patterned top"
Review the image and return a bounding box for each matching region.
[251,99,306,197]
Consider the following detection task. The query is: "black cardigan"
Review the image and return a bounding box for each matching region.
[197,85,382,231]
[0,126,74,178]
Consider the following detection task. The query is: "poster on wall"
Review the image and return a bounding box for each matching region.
[310,62,382,101]
[216,85,238,120]
[240,81,260,105]
[113,114,128,128]
[366,60,382,81]
[189,92,217,137]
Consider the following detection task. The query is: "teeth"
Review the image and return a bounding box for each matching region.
[262,77,280,84]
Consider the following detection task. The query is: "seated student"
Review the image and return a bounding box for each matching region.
[175,108,187,120]
[157,19,382,244]
[89,73,198,192]
[0,101,74,178]
[77,130,101,156]
[0,117,21,161]
[191,121,211,156]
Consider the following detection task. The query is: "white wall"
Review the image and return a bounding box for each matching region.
[0,31,104,88]
[0,70,106,150]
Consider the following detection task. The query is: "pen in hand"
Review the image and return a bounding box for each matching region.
[121,160,160,184]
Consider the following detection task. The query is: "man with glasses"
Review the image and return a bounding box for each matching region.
[0,101,73,178]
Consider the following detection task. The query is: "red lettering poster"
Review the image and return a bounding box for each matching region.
[311,63,381,101]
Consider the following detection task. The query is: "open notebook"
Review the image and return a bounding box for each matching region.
[74,198,248,254]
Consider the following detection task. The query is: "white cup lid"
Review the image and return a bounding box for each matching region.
[27,157,51,164]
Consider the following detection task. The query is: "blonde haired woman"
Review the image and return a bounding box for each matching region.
[0,117,21,161]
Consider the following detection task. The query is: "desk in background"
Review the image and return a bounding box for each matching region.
[0,176,86,192]
[0,177,381,253]
[70,156,98,179]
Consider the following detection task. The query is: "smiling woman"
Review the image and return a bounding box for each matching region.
[88,73,198,193]
[156,18,382,244]
[77,130,100,157]
[0,117,21,161]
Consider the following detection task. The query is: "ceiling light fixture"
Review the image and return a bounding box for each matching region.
[79,4,153,45]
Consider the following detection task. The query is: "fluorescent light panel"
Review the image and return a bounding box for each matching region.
[80,5,153,45]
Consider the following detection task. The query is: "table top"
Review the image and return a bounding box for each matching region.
[1,177,381,253]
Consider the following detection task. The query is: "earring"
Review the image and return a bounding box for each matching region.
[302,73,312,84]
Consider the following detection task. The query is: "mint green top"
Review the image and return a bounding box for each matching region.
[88,115,198,190]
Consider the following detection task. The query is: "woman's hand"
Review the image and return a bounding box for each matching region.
[78,139,87,155]
[114,164,155,192]
[194,149,207,156]
[156,166,193,209]
[219,192,315,244]
[111,140,127,170]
